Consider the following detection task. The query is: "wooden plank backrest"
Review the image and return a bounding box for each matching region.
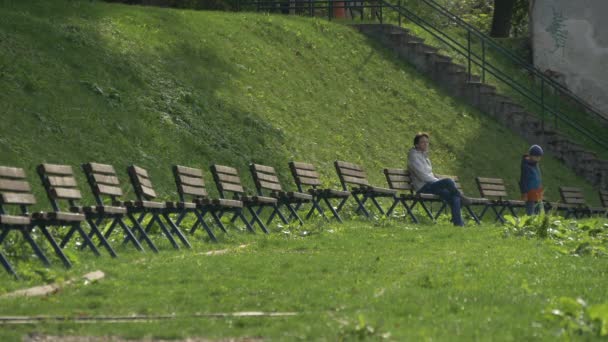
[82,162,123,200]
[250,163,283,193]
[36,164,82,212]
[476,177,508,199]
[0,166,36,209]
[334,161,369,189]
[383,168,413,192]
[289,161,321,190]
[127,165,157,200]
[211,164,244,197]
[172,165,208,201]
[559,186,586,205]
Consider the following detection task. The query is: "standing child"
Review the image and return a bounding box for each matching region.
[519,144,544,215]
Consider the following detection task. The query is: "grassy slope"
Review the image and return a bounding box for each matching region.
[0,1,602,207]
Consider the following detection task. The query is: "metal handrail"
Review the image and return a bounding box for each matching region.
[237,0,608,151]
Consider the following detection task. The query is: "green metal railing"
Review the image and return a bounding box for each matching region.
[237,0,608,152]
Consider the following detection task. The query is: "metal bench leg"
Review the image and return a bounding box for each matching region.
[115,218,143,253]
[0,250,17,278]
[271,204,290,225]
[370,196,386,215]
[21,228,51,267]
[285,203,304,225]
[238,210,255,233]
[73,223,100,256]
[162,213,191,248]
[434,202,448,220]
[353,195,370,217]
[400,199,419,223]
[247,206,267,233]
[306,199,327,220]
[38,225,72,269]
[127,214,158,253]
[465,206,481,224]
[209,210,227,234]
[152,214,179,249]
[193,210,217,242]
[87,219,118,257]
[323,198,344,223]
[336,197,349,212]
[386,196,400,216]
[175,211,187,226]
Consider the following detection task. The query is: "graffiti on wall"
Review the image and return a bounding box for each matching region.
[546,7,569,55]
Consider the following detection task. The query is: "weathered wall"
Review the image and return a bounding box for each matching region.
[531,0,608,116]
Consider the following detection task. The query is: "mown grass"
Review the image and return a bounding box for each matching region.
[0,216,606,340]
[0,0,602,210]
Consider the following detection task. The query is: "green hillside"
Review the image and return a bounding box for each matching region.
[0,0,600,207]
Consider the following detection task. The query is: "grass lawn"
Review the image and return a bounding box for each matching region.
[0,213,606,340]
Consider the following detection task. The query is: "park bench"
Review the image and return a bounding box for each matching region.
[211,164,278,233]
[475,177,525,223]
[288,161,350,222]
[82,162,158,253]
[433,174,489,224]
[126,165,191,249]
[558,186,606,218]
[0,166,53,276]
[250,163,312,225]
[172,165,249,240]
[334,161,396,217]
[383,168,437,222]
[37,163,141,260]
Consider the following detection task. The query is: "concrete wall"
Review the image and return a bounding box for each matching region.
[531,0,608,116]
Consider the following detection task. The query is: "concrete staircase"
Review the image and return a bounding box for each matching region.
[354,24,608,190]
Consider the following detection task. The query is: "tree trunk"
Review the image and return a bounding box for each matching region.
[490,0,517,37]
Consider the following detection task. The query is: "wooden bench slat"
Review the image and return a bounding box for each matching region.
[86,163,116,175]
[342,175,369,186]
[259,180,282,191]
[2,192,36,205]
[384,168,408,176]
[175,165,203,178]
[181,185,207,197]
[294,169,319,179]
[179,175,205,187]
[131,165,149,178]
[290,162,315,171]
[96,184,123,197]
[52,188,82,200]
[387,175,409,182]
[388,181,412,190]
[0,166,26,179]
[220,182,244,194]
[480,190,508,198]
[212,165,238,176]
[40,163,74,176]
[0,179,31,192]
[252,164,276,174]
[48,176,78,187]
[256,172,280,184]
[93,174,120,186]
[560,186,583,192]
[140,184,156,199]
[299,176,321,186]
[479,184,506,191]
[335,161,364,171]
[477,177,505,185]
[339,168,367,179]
[217,174,241,184]
[136,176,153,189]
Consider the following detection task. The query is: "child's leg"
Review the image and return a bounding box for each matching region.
[525,201,535,215]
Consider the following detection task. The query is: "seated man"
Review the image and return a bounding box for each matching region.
[407,132,471,226]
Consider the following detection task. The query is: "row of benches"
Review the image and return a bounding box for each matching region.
[1,160,607,277]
